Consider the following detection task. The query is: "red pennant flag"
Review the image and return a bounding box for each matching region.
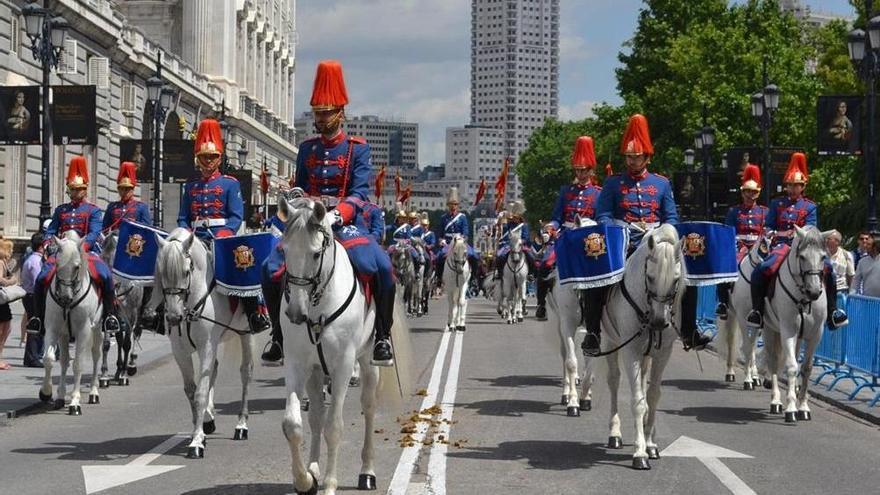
[474,178,487,206]
[494,158,509,212]
[374,165,386,203]
[394,170,402,200]
[259,168,269,195]
[399,182,412,204]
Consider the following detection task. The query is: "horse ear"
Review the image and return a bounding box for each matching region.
[182,231,195,253]
[53,235,62,246]
[312,201,327,225]
[794,225,805,238]
[675,238,683,261]
[278,197,292,223]
[156,234,168,249]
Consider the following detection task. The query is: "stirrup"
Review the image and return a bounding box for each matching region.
[715,302,728,321]
[746,310,763,329]
[581,333,601,357]
[249,314,271,334]
[828,310,849,330]
[25,317,42,336]
[103,315,120,333]
[371,339,394,367]
[261,340,283,362]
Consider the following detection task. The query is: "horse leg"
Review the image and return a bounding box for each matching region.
[89,326,102,404]
[99,328,110,383]
[781,331,800,422]
[306,368,326,480]
[446,290,455,331]
[724,319,737,382]
[40,332,57,402]
[68,328,89,413]
[606,352,623,448]
[58,336,70,408]
[323,358,356,495]
[189,336,219,455]
[236,333,255,439]
[170,342,198,442]
[797,336,818,420]
[579,357,594,412]
[283,365,317,494]
[358,356,380,488]
[563,328,580,416]
[645,348,673,459]
[205,358,219,431]
[459,282,469,329]
[765,331,783,414]
[623,350,649,468]
[739,325,755,388]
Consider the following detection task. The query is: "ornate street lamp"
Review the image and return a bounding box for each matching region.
[751,58,780,205]
[146,55,175,227]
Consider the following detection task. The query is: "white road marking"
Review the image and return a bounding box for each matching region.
[426,330,464,494]
[387,331,452,495]
[661,435,756,495]
[81,433,187,494]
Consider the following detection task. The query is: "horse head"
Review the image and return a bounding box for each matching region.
[279,196,334,325]
[792,225,825,302]
[52,231,87,306]
[156,228,202,325]
[450,234,467,267]
[643,225,682,330]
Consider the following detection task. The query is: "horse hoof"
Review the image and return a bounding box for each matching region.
[796,410,811,421]
[743,381,754,391]
[725,374,736,383]
[88,394,100,405]
[632,457,651,470]
[234,428,248,440]
[203,420,216,435]
[763,380,772,390]
[99,378,110,389]
[784,412,797,423]
[295,473,319,495]
[301,399,310,412]
[607,436,623,449]
[53,399,65,410]
[579,399,592,411]
[560,394,568,406]
[38,390,52,403]
[127,366,138,377]
[187,446,204,459]
[357,473,377,490]
[120,377,130,386]
[68,405,82,416]
[770,404,783,414]
[646,446,660,460]
[349,377,361,388]
[753,378,762,387]
[566,406,580,417]
[517,317,524,323]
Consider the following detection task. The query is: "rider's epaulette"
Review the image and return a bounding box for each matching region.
[802,197,816,205]
[301,135,321,145]
[652,172,670,182]
[221,174,239,182]
[348,135,367,145]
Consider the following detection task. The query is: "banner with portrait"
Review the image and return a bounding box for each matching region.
[119,139,153,183]
[162,139,195,183]
[817,95,862,156]
[0,85,40,144]
[673,172,729,221]
[51,85,97,145]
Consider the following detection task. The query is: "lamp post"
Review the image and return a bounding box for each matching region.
[22,0,68,226]
[848,2,880,232]
[146,53,175,228]
[750,58,780,206]
[684,149,695,171]
[236,140,249,170]
[693,105,716,218]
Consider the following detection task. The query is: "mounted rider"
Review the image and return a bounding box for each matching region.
[494,199,533,278]
[746,153,848,330]
[551,136,602,230]
[419,213,437,259]
[388,203,424,265]
[434,186,480,284]
[26,156,120,337]
[102,162,152,233]
[715,164,767,320]
[581,114,712,356]
[289,60,396,366]
[533,220,560,321]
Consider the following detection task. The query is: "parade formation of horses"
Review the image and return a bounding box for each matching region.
[99,232,142,386]
[501,230,528,324]
[153,229,256,458]
[443,234,471,332]
[276,197,386,495]
[38,231,104,415]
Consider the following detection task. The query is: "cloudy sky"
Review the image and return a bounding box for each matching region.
[294,0,855,166]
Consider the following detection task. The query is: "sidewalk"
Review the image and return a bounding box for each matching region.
[0,301,173,420]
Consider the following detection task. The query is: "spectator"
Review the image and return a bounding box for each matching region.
[20,233,44,367]
[0,238,19,370]
[851,232,880,297]
[825,230,854,290]
[852,230,873,270]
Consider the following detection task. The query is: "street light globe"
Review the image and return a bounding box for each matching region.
[146,76,163,103]
[763,84,780,111]
[684,149,695,168]
[869,16,880,51]
[751,93,764,118]
[49,16,68,47]
[693,131,703,150]
[702,126,716,147]
[22,2,46,39]
[159,87,175,112]
[849,28,867,63]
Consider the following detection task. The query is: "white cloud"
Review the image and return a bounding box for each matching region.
[558,100,597,121]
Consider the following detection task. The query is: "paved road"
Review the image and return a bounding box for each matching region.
[1,297,878,494]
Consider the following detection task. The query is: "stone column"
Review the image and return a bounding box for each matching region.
[182,0,210,72]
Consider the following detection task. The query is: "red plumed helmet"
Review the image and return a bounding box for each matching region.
[741,164,762,192]
[571,136,597,169]
[310,60,349,110]
[620,114,654,156]
[117,161,138,188]
[194,118,224,157]
[783,152,809,184]
[66,156,89,189]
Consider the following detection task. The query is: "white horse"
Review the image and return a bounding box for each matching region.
[390,241,416,315]
[443,234,471,332]
[733,226,827,422]
[717,238,771,389]
[38,232,104,415]
[409,237,426,317]
[277,197,384,495]
[152,228,255,458]
[546,275,595,417]
[578,225,684,469]
[501,232,528,324]
[99,232,143,385]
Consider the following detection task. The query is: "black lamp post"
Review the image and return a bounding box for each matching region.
[236,141,249,170]
[146,53,175,227]
[693,106,716,218]
[22,0,68,226]
[684,148,695,171]
[848,3,880,232]
[750,58,780,206]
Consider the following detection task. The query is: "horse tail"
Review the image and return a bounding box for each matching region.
[377,299,414,412]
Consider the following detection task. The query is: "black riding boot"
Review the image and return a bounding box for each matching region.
[435,257,445,287]
[825,271,849,329]
[581,286,607,356]
[372,286,395,366]
[747,271,769,328]
[535,269,550,321]
[261,281,284,361]
[494,254,506,280]
[102,291,120,336]
[715,282,732,320]
[242,297,271,334]
[680,286,711,351]
[25,285,46,336]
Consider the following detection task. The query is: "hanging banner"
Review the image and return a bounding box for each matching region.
[119,139,153,183]
[51,85,97,145]
[162,139,195,183]
[817,95,862,156]
[0,85,40,145]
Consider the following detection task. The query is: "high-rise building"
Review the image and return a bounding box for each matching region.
[780,0,854,28]
[470,0,559,159]
[294,113,419,170]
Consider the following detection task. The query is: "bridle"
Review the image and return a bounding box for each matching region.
[160,242,194,309]
[779,237,824,308]
[446,237,468,288]
[284,225,336,308]
[48,247,94,339]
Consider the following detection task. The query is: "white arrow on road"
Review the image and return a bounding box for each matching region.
[661,435,756,495]
[81,433,187,494]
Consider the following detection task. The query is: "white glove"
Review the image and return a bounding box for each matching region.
[440,239,448,247]
[329,209,343,226]
[542,233,550,243]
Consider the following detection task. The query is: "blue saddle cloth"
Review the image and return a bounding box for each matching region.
[112,220,167,285]
[675,222,737,286]
[556,224,627,289]
[214,232,278,296]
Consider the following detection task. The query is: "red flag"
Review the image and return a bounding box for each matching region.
[374,165,386,203]
[399,182,412,204]
[494,157,509,212]
[259,168,269,195]
[474,178,487,206]
[394,170,402,200]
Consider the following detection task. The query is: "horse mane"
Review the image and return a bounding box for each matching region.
[158,228,207,285]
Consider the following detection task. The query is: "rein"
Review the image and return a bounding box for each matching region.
[776,240,823,338]
[49,263,95,340]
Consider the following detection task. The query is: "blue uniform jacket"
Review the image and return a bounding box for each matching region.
[595,171,678,226]
[178,170,244,238]
[724,203,768,249]
[293,132,371,206]
[440,211,470,242]
[103,199,152,232]
[552,183,601,227]
[498,220,530,247]
[46,200,103,251]
[351,200,385,243]
[767,196,817,244]
[422,230,437,251]
[391,223,412,242]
